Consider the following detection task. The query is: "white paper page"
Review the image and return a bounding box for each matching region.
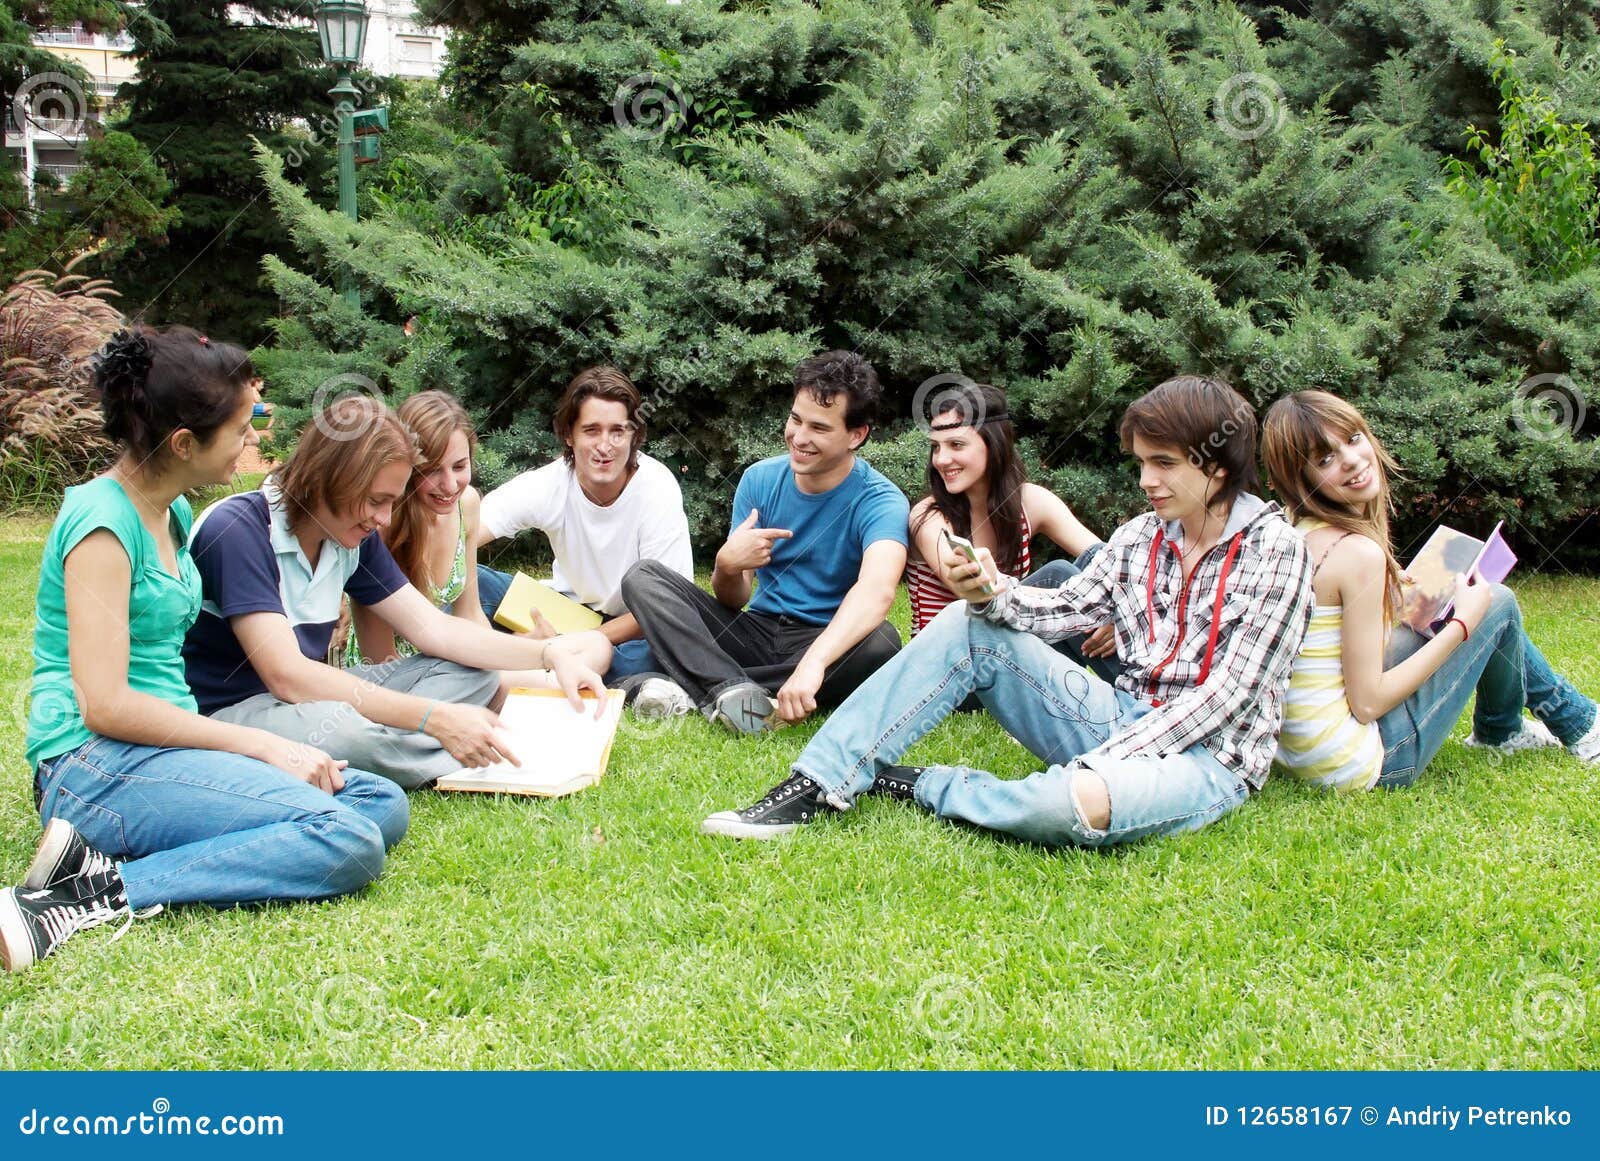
[443,690,624,791]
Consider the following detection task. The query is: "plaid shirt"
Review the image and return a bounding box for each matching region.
[973,493,1313,791]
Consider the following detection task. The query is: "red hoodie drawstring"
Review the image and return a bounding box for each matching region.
[1144,528,1245,705]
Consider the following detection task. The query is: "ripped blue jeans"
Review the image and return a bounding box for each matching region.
[793,603,1249,848]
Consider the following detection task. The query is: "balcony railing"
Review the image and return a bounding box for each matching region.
[35,26,134,50]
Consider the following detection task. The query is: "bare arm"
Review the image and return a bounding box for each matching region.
[65,532,346,791]
[909,496,949,570]
[371,584,612,714]
[774,540,907,723]
[599,611,644,645]
[452,487,494,631]
[229,607,516,768]
[1021,482,1101,558]
[349,599,399,665]
[1336,538,1493,723]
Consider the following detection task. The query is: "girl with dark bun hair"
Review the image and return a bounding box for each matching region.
[1,326,410,974]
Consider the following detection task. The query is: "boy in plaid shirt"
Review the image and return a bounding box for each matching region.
[702,376,1314,847]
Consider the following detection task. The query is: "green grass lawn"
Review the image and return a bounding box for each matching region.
[1,511,1596,1069]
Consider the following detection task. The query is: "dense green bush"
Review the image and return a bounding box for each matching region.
[255,0,1600,565]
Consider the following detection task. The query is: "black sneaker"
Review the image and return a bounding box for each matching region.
[0,881,129,973]
[865,765,926,802]
[24,818,119,898]
[700,772,842,840]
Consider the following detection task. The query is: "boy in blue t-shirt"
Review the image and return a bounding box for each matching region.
[621,351,909,734]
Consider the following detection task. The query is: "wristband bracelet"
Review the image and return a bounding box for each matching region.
[1448,616,1470,642]
[418,700,438,733]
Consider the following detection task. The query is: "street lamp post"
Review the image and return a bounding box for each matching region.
[313,0,370,311]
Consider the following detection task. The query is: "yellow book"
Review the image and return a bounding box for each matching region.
[434,688,625,798]
[492,571,604,635]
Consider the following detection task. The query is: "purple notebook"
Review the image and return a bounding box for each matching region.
[1398,521,1517,637]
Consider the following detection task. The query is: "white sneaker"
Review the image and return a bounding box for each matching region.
[1569,716,1600,764]
[633,677,694,720]
[1466,718,1561,753]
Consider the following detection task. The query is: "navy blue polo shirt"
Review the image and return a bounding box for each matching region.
[182,486,409,713]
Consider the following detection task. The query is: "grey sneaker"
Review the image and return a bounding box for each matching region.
[633,677,695,721]
[1466,718,1561,754]
[701,772,841,839]
[708,681,776,736]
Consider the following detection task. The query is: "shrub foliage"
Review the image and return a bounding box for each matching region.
[255,1,1600,563]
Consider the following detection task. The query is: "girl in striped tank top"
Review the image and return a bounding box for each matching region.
[1263,392,1600,791]
[905,382,1117,681]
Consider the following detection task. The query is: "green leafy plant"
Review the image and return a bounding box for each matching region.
[1445,41,1600,279]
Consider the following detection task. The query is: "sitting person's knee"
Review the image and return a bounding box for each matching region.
[1071,769,1111,832]
[620,557,671,600]
[316,811,388,895]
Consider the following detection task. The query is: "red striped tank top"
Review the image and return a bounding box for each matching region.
[906,512,1032,634]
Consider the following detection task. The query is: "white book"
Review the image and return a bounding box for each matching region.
[434,687,625,798]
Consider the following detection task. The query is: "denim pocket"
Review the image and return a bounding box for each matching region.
[48,781,129,858]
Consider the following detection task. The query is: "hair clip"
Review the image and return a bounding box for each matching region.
[198,335,210,346]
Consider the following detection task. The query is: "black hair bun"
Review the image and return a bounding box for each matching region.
[95,328,154,406]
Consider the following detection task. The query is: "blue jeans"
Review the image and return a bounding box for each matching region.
[1377,584,1597,787]
[793,604,1250,848]
[34,737,410,911]
[476,563,659,681]
[1019,554,1122,685]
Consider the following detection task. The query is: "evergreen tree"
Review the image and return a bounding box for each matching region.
[109,0,340,344]
[258,0,1600,563]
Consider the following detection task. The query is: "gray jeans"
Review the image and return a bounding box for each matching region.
[211,655,500,790]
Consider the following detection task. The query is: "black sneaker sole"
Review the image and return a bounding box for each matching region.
[22,817,75,892]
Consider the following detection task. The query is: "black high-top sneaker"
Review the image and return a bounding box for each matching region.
[0,880,129,973]
[865,765,926,802]
[700,772,842,839]
[24,818,118,897]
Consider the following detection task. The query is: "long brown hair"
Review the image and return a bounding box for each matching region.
[271,395,418,535]
[910,383,1028,573]
[386,391,477,593]
[1262,390,1403,624]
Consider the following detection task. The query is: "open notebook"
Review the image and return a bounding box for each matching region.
[434,687,625,798]
[1399,520,1517,637]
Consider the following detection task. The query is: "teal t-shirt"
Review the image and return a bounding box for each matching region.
[26,477,202,768]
